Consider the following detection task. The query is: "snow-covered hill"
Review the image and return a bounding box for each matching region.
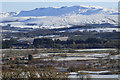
[15,5,117,17]
[0,5,118,29]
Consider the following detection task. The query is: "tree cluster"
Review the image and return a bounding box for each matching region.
[33,38,119,49]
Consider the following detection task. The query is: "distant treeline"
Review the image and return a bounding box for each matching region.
[4,28,119,41]
[2,37,119,49]
[33,38,119,49]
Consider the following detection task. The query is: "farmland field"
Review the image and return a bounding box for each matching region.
[2,48,120,79]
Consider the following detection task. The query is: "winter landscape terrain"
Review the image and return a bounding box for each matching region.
[1,3,120,80]
[0,5,118,29]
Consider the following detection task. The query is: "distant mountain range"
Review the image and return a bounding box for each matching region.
[0,5,118,29]
[3,5,118,17]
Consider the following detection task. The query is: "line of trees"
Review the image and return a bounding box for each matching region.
[2,37,119,49]
[33,38,119,49]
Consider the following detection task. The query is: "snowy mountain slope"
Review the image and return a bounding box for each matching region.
[0,5,118,29]
[15,5,117,17]
[1,14,117,29]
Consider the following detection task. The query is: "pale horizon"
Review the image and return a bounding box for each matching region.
[1,2,118,12]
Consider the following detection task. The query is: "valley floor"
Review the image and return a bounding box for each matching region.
[1,48,120,79]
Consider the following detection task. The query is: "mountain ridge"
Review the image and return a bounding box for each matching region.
[0,5,118,29]
[12,5,118,17]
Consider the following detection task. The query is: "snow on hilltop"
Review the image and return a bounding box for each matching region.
[0,5,118,29]
[14,5,117,17]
